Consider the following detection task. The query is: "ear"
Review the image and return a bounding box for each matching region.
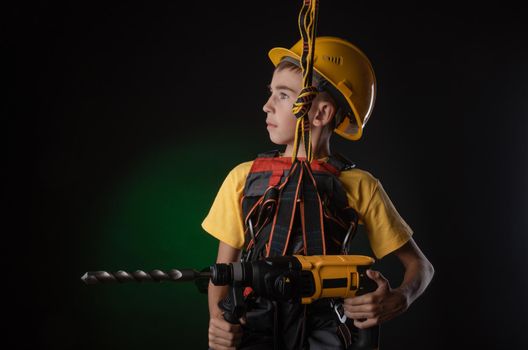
[312,101,336,128]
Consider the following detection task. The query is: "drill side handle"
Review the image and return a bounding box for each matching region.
[209,286,243,350]
[218,283,246,324]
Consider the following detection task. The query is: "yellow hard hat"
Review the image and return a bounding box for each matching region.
[268,36,376,141]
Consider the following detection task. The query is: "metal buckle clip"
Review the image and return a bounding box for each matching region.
[331,299,347,324]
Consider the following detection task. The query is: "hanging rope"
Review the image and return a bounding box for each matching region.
[260,0,326,258]
[291,0,319,162]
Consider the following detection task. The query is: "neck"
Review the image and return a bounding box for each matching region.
[282,131,331,159]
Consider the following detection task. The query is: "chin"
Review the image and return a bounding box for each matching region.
[268,135,285,145]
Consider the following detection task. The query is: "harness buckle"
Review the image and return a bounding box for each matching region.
[330,299,347,324]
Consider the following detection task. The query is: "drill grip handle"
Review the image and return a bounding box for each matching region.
[219,297,240,324]
[218,284,245,324]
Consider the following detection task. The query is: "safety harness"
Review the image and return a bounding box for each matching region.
[241,150,359,261]
[240,150,361,349]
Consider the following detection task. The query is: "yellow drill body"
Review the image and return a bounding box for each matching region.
[294,255,375,304]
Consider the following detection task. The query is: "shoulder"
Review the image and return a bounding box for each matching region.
[337,168,382,207]
[228,160,254,177]
[223,160,254,186]
[338,167,379,190]
[212,160,255,197]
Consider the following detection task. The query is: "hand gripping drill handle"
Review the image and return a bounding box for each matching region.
[349,266,380,350]
[212,263,247,324]
[210,255,380,349]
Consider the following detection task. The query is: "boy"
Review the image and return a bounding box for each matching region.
[202,37,434,350]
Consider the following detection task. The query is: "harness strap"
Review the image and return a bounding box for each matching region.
[299,161,326,255]
[266,161,303,257]
[327,152,356,171]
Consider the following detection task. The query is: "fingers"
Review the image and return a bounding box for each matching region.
[343,293,383,320]
[208,344,236,350]
[211,316,242,333]
[366,269,389,290]
[343,292,385,308]
[208,316,243,349]
[344,310,376,320]
[344,301,377,311]
[343,306,380,320]
[342,270,400,329]
[209,326,242,344]
[208,331,241,349]
[343,299,381,329]
[343,270,391,308]
[343,294,374,306]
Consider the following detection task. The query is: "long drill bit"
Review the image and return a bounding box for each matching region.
[81,269,212,285]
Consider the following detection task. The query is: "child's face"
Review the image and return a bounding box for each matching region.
[263,68,303,146]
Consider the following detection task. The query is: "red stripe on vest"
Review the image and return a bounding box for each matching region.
[249,157,340,188]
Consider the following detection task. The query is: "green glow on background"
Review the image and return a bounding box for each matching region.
[81,131,266,349]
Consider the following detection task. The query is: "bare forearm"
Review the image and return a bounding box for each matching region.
[208,241,242,318]
[390,238,435,306]
[396,259,434,306]
[208,282,229,318]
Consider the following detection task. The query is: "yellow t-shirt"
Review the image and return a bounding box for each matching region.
[201,159,413,259]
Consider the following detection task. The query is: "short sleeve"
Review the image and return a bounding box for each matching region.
[362,180,413,259]
[201,161,253,249]
[339,170,413,259]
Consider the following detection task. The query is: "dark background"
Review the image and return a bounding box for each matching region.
[6,1,528,349]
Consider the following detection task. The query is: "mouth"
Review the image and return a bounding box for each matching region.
[266,122,277,128]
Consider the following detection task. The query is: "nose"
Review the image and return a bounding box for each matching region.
[263,95,273,114]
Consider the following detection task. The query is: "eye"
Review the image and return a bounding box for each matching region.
[279,92,289,100]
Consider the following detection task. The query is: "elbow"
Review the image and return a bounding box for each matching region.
[423,258,435,282]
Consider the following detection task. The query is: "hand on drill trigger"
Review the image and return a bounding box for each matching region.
[343,269,408,329]
[208,312,245,350]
